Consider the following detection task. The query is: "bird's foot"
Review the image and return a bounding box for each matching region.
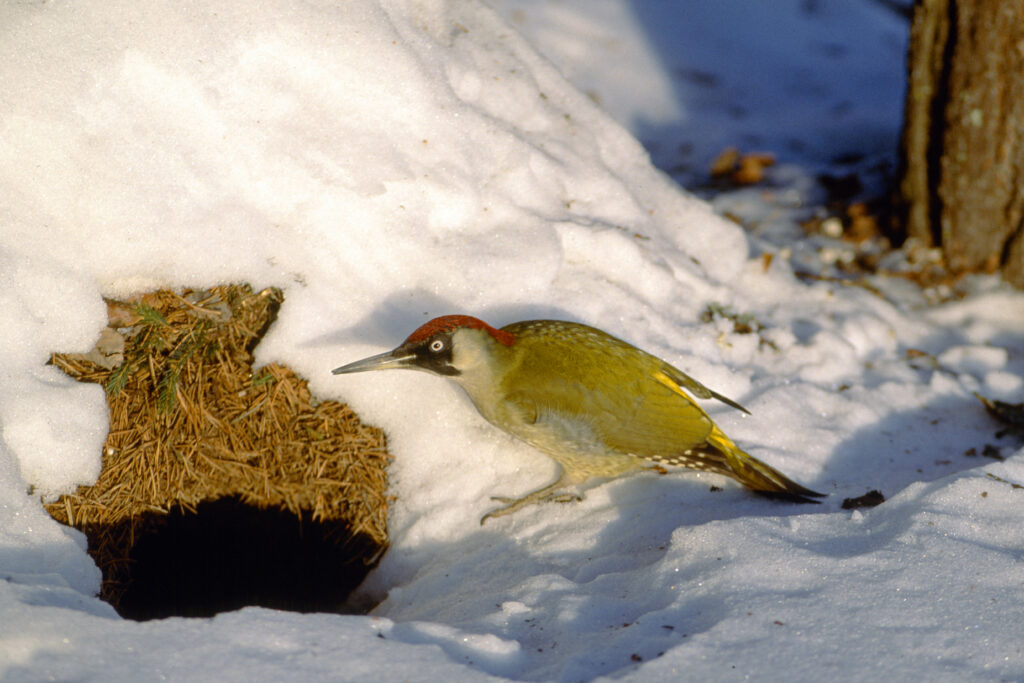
[547,492,584,504]
[480,487,583,525]
[489,492,581,504]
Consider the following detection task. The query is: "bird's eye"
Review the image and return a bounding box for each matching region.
[429,339,445,353]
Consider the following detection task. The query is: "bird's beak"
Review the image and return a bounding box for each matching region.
[332,348,416,375]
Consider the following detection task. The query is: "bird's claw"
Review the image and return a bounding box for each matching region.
[490,492,580,505]
[547,493,583,504]
[480,489,583,525]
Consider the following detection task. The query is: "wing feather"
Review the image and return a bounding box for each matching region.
[498,325,713,458]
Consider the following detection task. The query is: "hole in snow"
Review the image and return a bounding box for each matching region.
[105,497,382,620]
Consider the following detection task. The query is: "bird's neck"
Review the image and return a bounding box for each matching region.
[449,328,515,424]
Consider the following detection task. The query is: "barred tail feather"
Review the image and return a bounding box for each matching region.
[706,425,824,503]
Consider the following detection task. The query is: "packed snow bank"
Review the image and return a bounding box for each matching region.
[0,0,745,550]
[1,0,1022,681]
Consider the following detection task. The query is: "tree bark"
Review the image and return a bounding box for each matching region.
[899,0,1024,285]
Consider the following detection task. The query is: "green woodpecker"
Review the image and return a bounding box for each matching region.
[333,315,823,524]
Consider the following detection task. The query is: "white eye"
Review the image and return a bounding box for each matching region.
[429,339,445,352]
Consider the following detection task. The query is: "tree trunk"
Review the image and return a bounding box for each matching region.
[898,0,1024,285]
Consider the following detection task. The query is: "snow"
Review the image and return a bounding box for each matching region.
[1,0,1022,681]
[498,0,909,183]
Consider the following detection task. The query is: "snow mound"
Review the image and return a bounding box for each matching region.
[1,1,1022,680]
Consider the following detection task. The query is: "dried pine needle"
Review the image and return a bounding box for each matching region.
[46,284,392,608]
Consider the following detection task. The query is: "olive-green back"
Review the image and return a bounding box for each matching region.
[498,321,713,457]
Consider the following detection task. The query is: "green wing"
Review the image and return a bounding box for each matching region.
[499,323,714,457]
[497,321,823,500]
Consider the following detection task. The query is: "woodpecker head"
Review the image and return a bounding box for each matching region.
[332,315,515,378]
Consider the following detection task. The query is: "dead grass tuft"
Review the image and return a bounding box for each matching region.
[47,284,391,610]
